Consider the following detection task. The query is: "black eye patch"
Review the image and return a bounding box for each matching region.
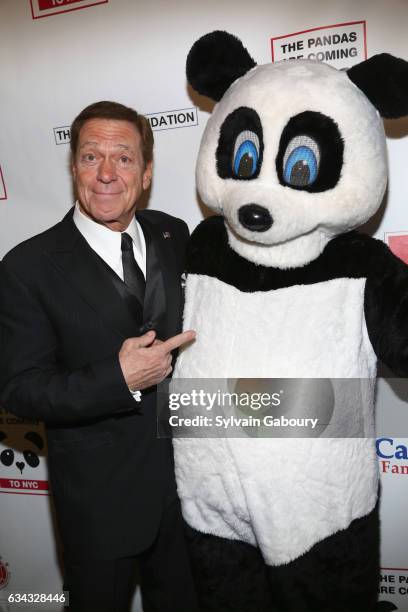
[216,107,264,180]
[23,450,40,468]
[276,111,344,192]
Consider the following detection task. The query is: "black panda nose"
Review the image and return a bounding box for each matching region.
[238,204,273,232]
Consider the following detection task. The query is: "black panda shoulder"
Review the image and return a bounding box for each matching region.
[187,220,394,291]
[323,231,395,278]
[186,215,228,276]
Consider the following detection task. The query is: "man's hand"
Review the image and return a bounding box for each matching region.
[119,329,196,391]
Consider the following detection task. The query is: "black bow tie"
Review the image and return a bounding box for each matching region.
[121,232,145,304]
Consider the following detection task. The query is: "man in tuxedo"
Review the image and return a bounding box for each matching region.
[0,101,198,612]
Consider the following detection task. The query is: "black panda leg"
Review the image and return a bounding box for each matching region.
[184,522,277,612]
[266,506,380,612]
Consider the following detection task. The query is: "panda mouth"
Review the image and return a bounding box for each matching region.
[238,204,273,232]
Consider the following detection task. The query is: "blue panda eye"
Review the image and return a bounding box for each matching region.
[232,130,260,178]
[283,135,320,187]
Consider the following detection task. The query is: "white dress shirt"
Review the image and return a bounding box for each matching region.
[73,202,146,279]
[73,202,145,401]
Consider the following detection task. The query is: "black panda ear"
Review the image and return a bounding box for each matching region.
[347,53,408,118]
[25,431,44,450]
[186,31,256,101]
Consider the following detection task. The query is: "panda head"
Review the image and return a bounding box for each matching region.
[188,31,408,268]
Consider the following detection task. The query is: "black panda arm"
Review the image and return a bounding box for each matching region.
[365,244,408,376]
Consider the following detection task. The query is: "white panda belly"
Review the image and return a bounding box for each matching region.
[173,274,378,566]
[176,273,376,379]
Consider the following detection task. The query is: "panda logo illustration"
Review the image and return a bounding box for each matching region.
[0,430,44,475]
[173,31,408,612]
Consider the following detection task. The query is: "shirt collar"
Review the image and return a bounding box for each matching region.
[73,202,144,260]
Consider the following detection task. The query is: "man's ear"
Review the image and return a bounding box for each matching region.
[186,30,256,101]
[143,160,153,190]
[347,53,408,118]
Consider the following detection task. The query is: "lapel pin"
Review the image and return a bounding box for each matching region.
[163,231,171,239]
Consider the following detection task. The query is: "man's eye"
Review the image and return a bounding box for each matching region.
[120,156,130,164]
[84,153,96,162]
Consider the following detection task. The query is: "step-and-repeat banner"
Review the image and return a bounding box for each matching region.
[1,0,408,610]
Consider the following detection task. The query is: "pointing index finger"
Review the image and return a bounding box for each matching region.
[161,330,196,353]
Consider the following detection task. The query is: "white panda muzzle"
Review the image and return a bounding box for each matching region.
[238,204,273,232]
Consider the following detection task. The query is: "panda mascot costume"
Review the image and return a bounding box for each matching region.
[172,31,408,612]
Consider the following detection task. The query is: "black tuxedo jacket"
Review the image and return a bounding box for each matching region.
[0,208,189,560]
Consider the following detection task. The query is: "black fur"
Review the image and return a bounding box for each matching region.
[185,524,277,612]
[184,522,276,612]
[365,248,408,375]
[187,216,386,290]
[185,506,380,612]
[187,216,408,376]
[347,53,408,119]
[217,107,264,180]
[186,31,256,101]
[268,505,380,612]
[276,112,344,192]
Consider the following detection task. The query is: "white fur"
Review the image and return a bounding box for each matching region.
[173,273,378,565]
[176,274,376,379]
[196,60,387,269]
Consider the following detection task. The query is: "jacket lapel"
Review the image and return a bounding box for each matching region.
[137,212,183,340]
[137,216,166,337]
[45,211,143,340]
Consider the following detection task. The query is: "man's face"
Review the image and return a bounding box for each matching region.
[72,118,152,231]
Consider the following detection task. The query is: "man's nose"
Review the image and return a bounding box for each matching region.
[97,157,117,182]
